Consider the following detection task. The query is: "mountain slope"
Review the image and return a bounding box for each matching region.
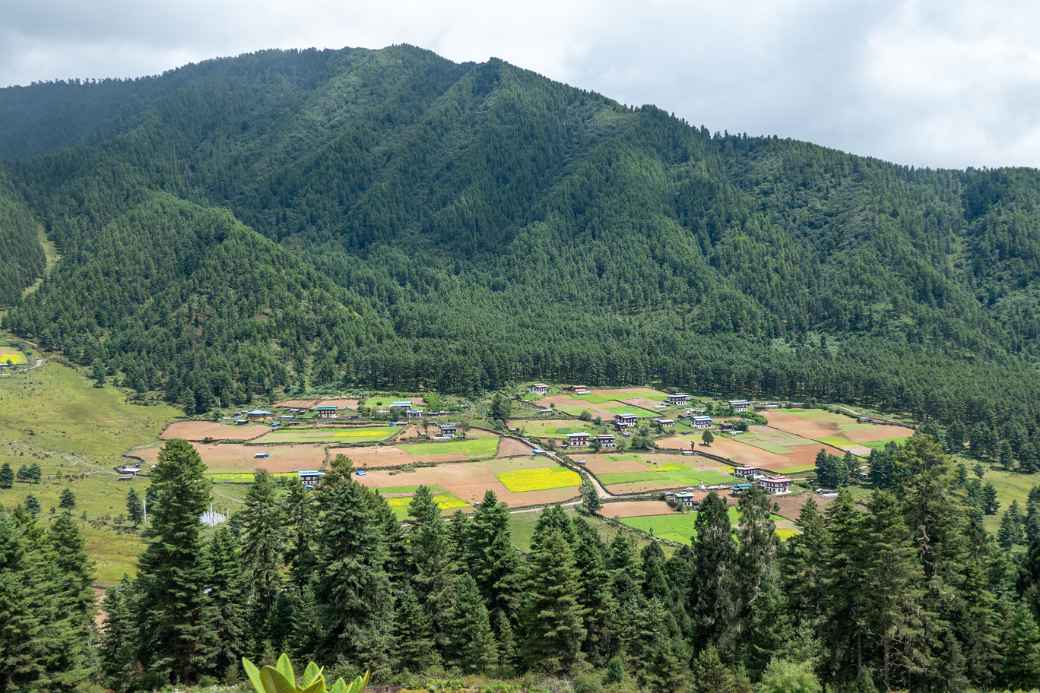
[3,45,1040,453]
[0,167,44,304]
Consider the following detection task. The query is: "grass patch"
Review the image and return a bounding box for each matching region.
[401,437,499,459]
[598,465,733,487]
[620,508,788,545]
[510,420,598,437]
[498,467,581,492]
[255,426,397,444]
[573,388,667,404]
[207,472,297,483]
[0,357,183,585]
[507,507,660,554]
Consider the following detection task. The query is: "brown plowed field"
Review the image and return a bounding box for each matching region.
[764,410,913,447]
[355,456,579,507]
[132,442,328,472]
[770,492,836,520]
[327,445,472,468]
[497,436,535,457]
[160,421,269,442]
[274,399,319,409]
[656,434,827,474]
[316,398,360,410]
[600,501,674,518]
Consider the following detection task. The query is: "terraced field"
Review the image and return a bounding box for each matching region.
[253,425,398,444]
[582,453,733,492]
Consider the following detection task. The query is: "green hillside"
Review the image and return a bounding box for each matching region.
[1,45,1040,467]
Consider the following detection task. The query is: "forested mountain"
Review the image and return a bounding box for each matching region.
[0,167,44,303]
[3,45,1040,447]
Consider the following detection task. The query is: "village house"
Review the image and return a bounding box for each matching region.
[298,470,325,489]
[729,399,752,413]
[115,464,141,476]
[756,475,792,495]
[404,406,424,418]
[734,466,764,480]
[653,417,675,428]
[529,383,549,395]
[438,422,459,437]
[614,413,637,429]
[572,385,591,395]
[314,404,338,419]
[246,409,272,419]
[567,432,590,447]
[594,434,616,449]
[666,490,697,510]
[666,393,690,407]
[692,415,713,429]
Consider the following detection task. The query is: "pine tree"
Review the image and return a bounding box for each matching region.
[99,576,140,691]
[580,476,601,513]
[521,526,587,672]
[205,525,249,678]
[819,489,867,684]
[572,516,617,664]
[757,658,822,693]
[440,573,498,674]
[59,487,76,510]
[691,645,738,693]
[239,470,285,656]
[626,597,688,692]
[126,487,143,526]
[0,462,12,488]
[466,490,520,619]
[0,509,45,690]
[282,478,317,589]
[313,456,394,676]
[999,500,1025,549]
[861,491,930,689]
[689,492,737,653]
[24,494,40,515]
[134,439,215,684]
[998,599,1040,690]
[48,510,96,684]
[782,497,828,626]
[392,585,440,673]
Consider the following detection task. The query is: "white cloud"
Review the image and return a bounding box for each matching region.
[0,0,1038,168]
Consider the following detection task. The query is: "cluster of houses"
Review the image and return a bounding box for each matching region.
[733,465,791,494]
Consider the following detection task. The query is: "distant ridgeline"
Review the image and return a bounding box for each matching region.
[2,45,1040,463]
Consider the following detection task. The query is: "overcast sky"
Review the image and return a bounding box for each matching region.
[2,0,1039,169]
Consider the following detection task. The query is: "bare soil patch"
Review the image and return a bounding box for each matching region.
[316,397,359,410]
[600,501,674,518]
[160,421,269,442]
[771,492,837,520]
[497,436,535,458]
[274,398,319,409]
[133,442,327,472]
[355,456,579,507]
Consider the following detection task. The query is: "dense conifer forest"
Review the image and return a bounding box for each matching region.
[9,436,1040,691]
[3,45,1040,464]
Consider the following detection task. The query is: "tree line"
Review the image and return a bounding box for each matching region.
[7,435,1040,691]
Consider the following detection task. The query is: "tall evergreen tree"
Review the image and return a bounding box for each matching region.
[466,490,520,620]
[99,576,139,691]
[521,526,586,672]
[134,439,215,684]
[392,585,440,673]
[313,456,394,676]
[282,478,317,589]
[204,525,249,678]
[439,573,498,674]
[689,492,737,654]
[239,470,285,656]
[126,487,143,526]
[0,462,13,489]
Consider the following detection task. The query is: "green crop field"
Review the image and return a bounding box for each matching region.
[0,346,27,365]
[597,464,733,488]
[254,426,397,444]
[620,507,788,545]
[498,466,581,492]
[206,471,298,483]
[735,428,816,455]
[572,388,667,404]
[509,420,599,437]
[401,437,499,459]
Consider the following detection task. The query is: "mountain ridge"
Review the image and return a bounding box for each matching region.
[1,45,1039,462]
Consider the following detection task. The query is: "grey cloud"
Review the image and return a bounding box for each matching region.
[0,0,1037,168]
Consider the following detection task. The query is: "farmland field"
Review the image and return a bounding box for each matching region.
[398,437,499,460]
[160,420,269,441]
[0,345,27,365]
[764,409,914,455]
[362,394,426,408]
[599,500,674,517]
[657,433,830,474]
[253,425,398,444]
[507,506,658,553]
[621,507,793,545]
[535,394,656,420]
[355,455,581,507]
[372,485,471,519]
[571,387,669,404]
[498,466,581,492]
[583,453,733,492]
[507,419,600,438]
[132,442,328,473]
